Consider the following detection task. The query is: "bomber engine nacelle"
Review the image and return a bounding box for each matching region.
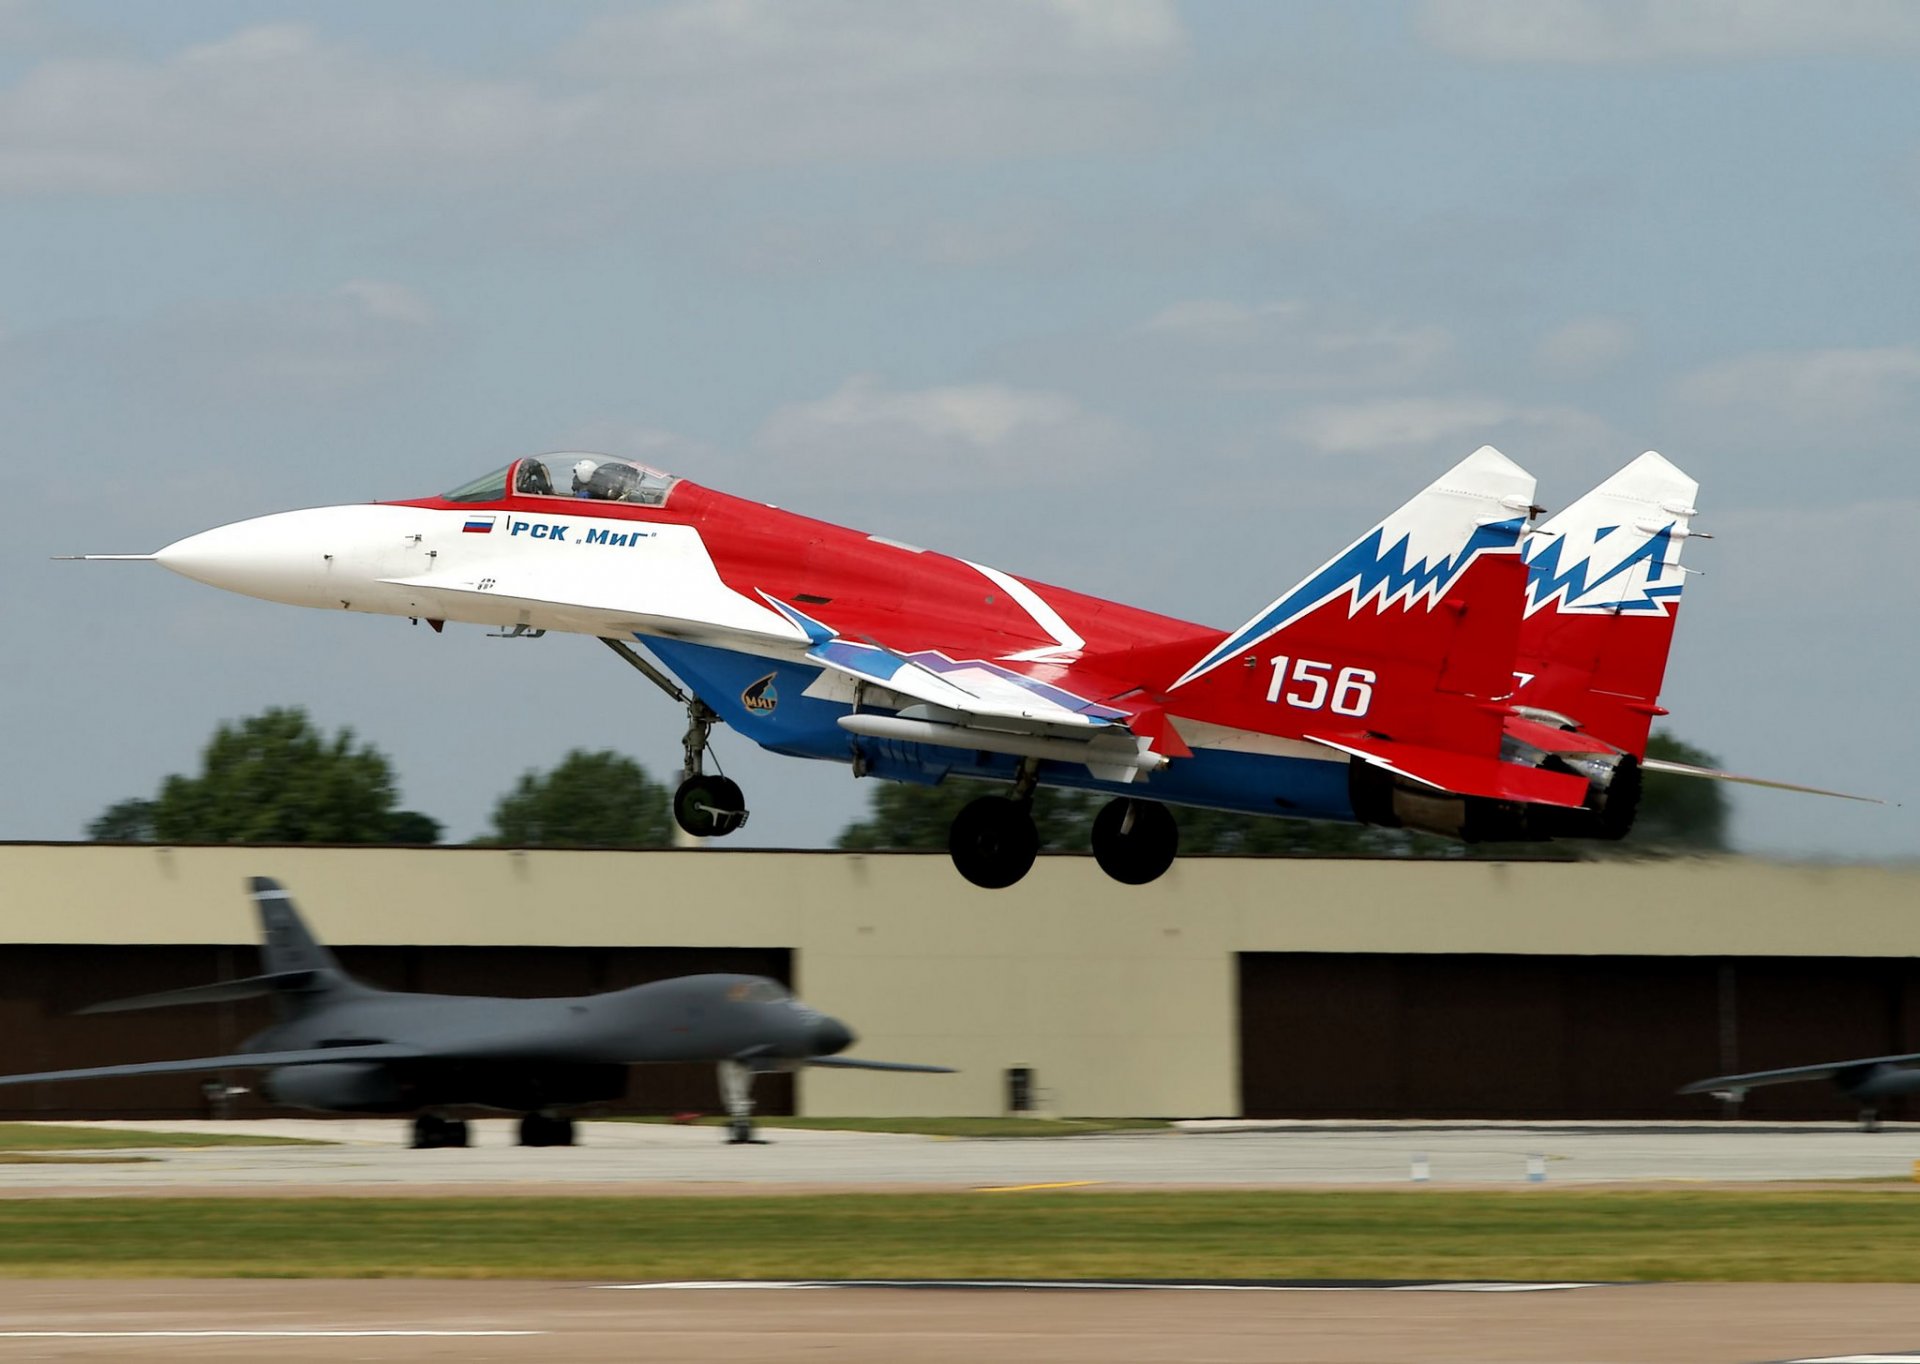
[261,1062,413,1114]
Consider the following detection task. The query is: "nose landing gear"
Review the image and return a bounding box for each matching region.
[600,637,749,839]
[717,1059,770,1145]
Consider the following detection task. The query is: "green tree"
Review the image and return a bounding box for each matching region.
[1618,731,1731,852]
[86,798,157,843]
[486,749,673,848]
[89,708,440,845]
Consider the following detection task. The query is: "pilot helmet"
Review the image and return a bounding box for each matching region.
[570,458,600,493]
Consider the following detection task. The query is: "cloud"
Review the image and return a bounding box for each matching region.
[755,374,1147,488]
[1420,0,1920,63]
[1673,345,1920,427]
[1282,395,1613,459]
[1113,298,1455,394]
[0,279,443,432]
[1535,317,1636,380]
[0,2,1187,195]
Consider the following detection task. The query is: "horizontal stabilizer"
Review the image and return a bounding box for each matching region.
[804,1056,956,1073]
[1308,732,1591,809]
[76,971,321,1015]
[1679,1054,1920,1094]
[1641,758,1884,804]
[0,1042,425,1090]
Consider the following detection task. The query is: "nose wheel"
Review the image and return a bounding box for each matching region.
[717,1059,770,1145]
[599,638,750,839]
[674,773,748,839]
[1090,797,1178,885]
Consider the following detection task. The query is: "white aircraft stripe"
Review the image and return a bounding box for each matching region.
[965,560,1085,661]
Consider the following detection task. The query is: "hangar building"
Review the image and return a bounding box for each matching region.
[0,844,1914,1123]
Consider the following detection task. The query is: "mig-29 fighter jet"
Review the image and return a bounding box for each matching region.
[82,446,1861,888]
[0,878,949,1147]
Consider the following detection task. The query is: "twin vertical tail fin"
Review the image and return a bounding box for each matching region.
[1517,451,1701,757]
[1168,445,1539,762]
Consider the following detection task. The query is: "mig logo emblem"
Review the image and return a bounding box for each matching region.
[741,674,779,715]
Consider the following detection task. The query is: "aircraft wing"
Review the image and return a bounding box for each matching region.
[803,1056,956,1073]
[1306,732,1591,809]
[0,1042,427,1089]
[75,971,322,1014]
[1678,1054,1920,1095]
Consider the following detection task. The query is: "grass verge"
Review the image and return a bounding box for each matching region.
[620,1116,1170,1138]
[0,1124,325,1151]
[0,1190,1917,1280]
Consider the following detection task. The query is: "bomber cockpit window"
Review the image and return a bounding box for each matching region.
[731,980,790,1004]
[442,465,511,503]
[526,454,681,507]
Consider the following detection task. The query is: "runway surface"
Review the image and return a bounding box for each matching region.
[6,1116,1918,1194]
[0,1279,1917,1362]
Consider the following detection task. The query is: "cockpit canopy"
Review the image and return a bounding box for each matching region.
[442,454,681,508]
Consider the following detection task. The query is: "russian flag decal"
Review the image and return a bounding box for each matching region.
[462,516,495,534]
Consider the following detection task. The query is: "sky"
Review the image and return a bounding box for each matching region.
[2,0,1915,859]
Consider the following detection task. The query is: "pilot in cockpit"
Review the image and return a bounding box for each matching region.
[515,459,553,496]
[570,459,600,497]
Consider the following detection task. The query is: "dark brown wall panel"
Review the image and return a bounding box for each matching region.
[1240,953,1920,1120]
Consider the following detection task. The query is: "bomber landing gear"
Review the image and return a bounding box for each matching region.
[949,795,1039,889]
[518,1112,577,1147]
[411,1114,470,1149]
[717,1059,770,1145]
[1090,797,1178,886]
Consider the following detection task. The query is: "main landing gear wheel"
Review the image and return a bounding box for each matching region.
[1090,797,1179,886]
[411,1114,470,1149]
[948,796,1040,890]
[674,774,748,839]
[517,1112,577,1147]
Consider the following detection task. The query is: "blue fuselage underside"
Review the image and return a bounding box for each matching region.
[643,636,1359,823]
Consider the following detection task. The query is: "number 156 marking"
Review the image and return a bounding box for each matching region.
[1266,656,1375,716]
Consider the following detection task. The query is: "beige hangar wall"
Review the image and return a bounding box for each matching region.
[0,845,1915,1118]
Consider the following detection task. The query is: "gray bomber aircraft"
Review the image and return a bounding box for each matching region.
[0,877,950,1148]
[1681,1055,1920,1131]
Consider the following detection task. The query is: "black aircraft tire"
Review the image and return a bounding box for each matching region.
[1090,797,1179,886]
[674,775,748,839]
[948,796,1040,890]
[445,1119,471,1149]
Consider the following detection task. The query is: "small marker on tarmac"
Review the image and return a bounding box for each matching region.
[1411,1154,1430,1183]
[1526,1153,1546,1183]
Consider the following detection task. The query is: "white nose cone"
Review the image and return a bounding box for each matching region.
[155,505,384,609]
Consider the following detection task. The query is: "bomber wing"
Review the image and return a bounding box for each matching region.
[1678,1054,1920,1095]
[803,1057,956,1073]
[0,1042,427,1089]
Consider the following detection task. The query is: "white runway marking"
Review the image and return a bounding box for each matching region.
[606,1279,1606,1293]
[0,1330,544,1339]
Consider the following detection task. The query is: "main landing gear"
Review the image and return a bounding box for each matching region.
[1090,797,1179,886]
[518,1112,577,1147]
[600,638,749,839]
[717,1059,770,1144]
[411,1113,469,1149]
[945,770,1181,891]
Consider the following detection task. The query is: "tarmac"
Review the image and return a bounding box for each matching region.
[4,1118,1918,1362]
[4,1115,1917,1194]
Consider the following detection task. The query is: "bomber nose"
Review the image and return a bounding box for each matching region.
[810,1016,855,1056]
